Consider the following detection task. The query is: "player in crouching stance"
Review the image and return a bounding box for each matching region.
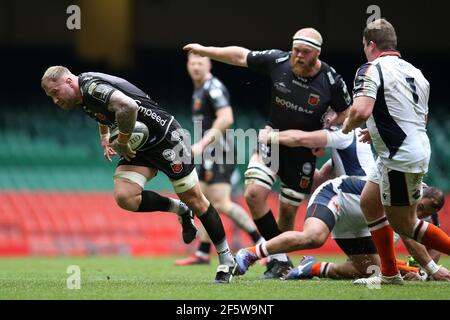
[41,66,236,283]
[232,176,450,281]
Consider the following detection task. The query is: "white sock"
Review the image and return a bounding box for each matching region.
[269,253,289,262]
[215,240,234,266]
[168,198,188,215]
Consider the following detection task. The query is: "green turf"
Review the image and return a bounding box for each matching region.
[0,256,449,300]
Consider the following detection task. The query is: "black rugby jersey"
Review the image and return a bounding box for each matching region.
[192,76,233,151]
[247,50,352,131]
[78,72,174,147]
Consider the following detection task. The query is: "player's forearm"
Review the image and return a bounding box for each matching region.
[343,108,366,132]
[108,92,138,142]
[98,124,109,138]
[402,236,434,267]
[427,248,441,263]
[201,46,250,67]
[278,130,327,148]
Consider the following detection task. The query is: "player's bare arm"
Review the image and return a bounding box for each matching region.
[192,107,234,155]
[98,123,117,162]
[259,127,327,148]
[342,96,375,134]
[401,235,450,281]
[183,43,250,67]
[107,90,138,161]
[358,128,372,144]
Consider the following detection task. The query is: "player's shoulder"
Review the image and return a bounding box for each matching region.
[204,77,229,98]
[355,62,376,77]
[320,61,345,85]
[205,76,226,90]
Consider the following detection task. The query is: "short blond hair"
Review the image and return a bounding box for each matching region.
[41,66,71,90]
[364,19,397,51]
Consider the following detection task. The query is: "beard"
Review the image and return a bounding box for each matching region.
[291,56,318,78]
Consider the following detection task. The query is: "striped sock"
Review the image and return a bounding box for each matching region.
[247,242,269,259]
[368,216,398,276]
[311,262,334,278]
[413,220,450,255]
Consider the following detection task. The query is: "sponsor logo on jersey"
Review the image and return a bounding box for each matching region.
[302,162,312,175]
[292,79,310,89]
[274,82,292,94]
[308,94,320,106]
[88,82,97,95]
[300,177,311,189]
[275,96,314,114]
[138,105,168,127]
[91,84,111,103]
[171,162,184,174]
[163,149,176,162]
[193,99,202,111]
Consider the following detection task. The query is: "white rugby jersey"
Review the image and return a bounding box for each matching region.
[353,52,430,173]
[325,127,375,177]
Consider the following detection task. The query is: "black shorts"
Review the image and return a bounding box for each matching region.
[334,237,378,256]
[117,119,195,180]
[259,143,316,194]
[198,162,236,184]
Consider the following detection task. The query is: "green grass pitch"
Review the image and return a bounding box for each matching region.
[1,255,449,300]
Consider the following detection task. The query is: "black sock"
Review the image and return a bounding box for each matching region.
[248,230,262,243]
[136,190,171,212]
[198,204,226,245]
[198,242,212,254]
[254,210,281,240]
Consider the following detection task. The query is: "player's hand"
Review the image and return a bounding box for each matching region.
[101,136,117,162]
[323,113,337,129]
[183,43,206,56]
[431,266,450,281]
[191,142,204,156]
[258,126,273,144]
[403,271,423,281]
[312,147,326,157]
[358,128,372,144]
[109,140,136,162]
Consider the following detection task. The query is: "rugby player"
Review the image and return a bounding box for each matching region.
[341,19,450,285]
[233,176,450,281]
[176,53,262,265]
[183,27,352,278]
[41,66,236,283]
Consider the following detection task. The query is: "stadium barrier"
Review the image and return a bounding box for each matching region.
[0,191,449,257]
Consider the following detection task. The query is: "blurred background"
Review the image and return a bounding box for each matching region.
[0,0,448,257]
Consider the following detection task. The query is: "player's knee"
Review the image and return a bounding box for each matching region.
[114,190,139,212]
[244,188,264,208]
[181,192,209,215]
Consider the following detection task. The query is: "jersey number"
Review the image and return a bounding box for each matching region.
[405,77,419,104]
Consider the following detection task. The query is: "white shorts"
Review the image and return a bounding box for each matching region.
[368,158,424,207]
[307,180,370,239]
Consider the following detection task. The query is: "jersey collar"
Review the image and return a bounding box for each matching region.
[380,51,401,58]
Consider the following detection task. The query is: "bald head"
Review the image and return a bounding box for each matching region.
[293,28,323,52]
